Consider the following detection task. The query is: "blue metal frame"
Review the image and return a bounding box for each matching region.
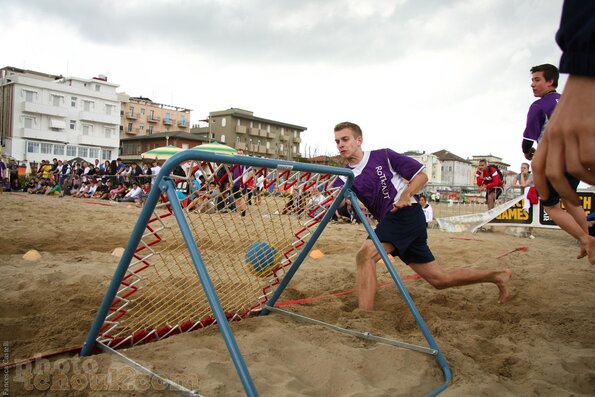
[80,149,451,396]
[347,191,452,396]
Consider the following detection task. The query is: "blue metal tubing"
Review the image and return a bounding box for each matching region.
[161,177,258,397]
[260,180,354,316]
[348,191,452,395]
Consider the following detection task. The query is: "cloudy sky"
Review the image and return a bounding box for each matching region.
[1,0,565,171]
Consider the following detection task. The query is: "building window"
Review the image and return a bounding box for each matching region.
[140,123,145,131]
[67,146,77,156]
[236,136,240,143]
[180,115,186,127]
[53,145,65,155]
[83,100,93,112]
[140,108,145,115]
[147,127,153,135]
[24,90,36,102]
[95,84,100,92]
[105,104,115,115]
[104,127,113,138]
[71,97,77,108]
[221,134,226,143]
[280,143,284,151]
[267,125,271,132]
[27,142,40,153]
[236,119,241,126]
[78,147,88,157]
[149,110,155,120]
[39,143,50,154]
[127,122,133,132]
[52,95,61,106]
[70,120,76,130]
[82,124,92,136]
[221,117,226,127]
[129,106,134,116]
[165,112,171,122]
[23,117,34,129]
[249,121,253,128]
[102,149,112,161]
[89,148,100,159]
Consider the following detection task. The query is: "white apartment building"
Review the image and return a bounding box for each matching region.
[407,151,442,185]
[0,66,121,164]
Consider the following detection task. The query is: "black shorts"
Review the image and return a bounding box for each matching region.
[540,173,580,207]
[373,204,435,265]
[486,187,502,200]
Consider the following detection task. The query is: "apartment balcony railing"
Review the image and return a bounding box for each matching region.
[163,118,175,125]
[147,116,160,123]
[236,126,247,134]
[126,112,140,119]
[178,120,188,128]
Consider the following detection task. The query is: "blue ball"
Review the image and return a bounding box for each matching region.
[245,241,277,273]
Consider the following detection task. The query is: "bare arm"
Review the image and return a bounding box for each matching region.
[392,171,428,211]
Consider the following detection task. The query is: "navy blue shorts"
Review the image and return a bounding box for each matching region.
[540,173,580,207]
[373,204,435,265]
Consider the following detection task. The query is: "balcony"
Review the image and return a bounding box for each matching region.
[147,116,160,123]
[236,125,247,134]
[79,111,120,125]
[267,132,275,139]
[257,146,267,154]
[236,142,247,150]
[22,101,68,118]
[77,134,118,147]
[178,120,188,128]
[266,148,275,155]
[280,134,289,141]
[126,112,140,119]
[163,118,175,126]
[258,130,268,138]
[293,136,302,143]
[248,127,259,136]
[21,127,68,143]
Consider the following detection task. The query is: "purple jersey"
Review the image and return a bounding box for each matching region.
[336,149,424,220]
[523,92,560,143]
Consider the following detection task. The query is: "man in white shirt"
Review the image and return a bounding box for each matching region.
[120,183,143,202]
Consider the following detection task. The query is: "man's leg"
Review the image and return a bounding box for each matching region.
[355,240,395,310]
[409,261,512,304]
[487,191,495,210]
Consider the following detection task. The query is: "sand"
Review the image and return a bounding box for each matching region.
[1,192,594,396]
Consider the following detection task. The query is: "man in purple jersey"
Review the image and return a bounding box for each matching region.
[522,65,594,264]
[333,122,512,310]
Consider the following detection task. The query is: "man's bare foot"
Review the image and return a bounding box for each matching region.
[578,238,595,265]
[495,269,513,304]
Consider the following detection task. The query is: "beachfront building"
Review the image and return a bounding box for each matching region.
[119,95,191,138]
[119,131,206,161]
[0,66,120,165]
[405,151,442,185]
[193,108,306,161]
[432,149,475,187]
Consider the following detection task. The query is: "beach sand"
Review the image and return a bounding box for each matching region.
[1,192,594,396]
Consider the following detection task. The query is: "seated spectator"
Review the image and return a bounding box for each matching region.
[2,177,11,192]
[109,182,126,201]
[135,182,151,208]
[45,176,63,197]
[120,182,143,202]
[82,180,99,198]
[95,180,112,200]
[73,182,89,198]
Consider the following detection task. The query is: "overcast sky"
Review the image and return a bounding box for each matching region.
[0,0,566,171]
